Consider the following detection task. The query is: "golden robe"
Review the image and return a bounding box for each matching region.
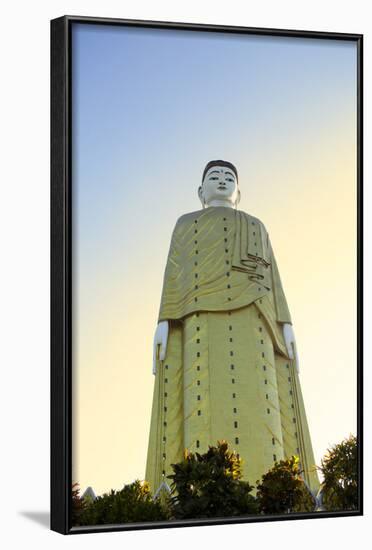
[146,206,319,496]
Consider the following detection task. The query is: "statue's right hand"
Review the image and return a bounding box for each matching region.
[152,321,169,375]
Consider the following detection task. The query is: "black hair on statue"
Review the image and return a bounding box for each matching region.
[202,159,238,184]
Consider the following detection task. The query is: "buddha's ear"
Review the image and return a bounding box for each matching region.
[235,188,241,206]
[198,185,203,203]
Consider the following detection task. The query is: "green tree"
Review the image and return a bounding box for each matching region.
[256,456,315,514]
[168,440,258,519]
[71,482,86,526]
[320,434,358,511]
[75,480,168,526]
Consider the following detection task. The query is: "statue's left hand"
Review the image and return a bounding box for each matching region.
[152,320,169,375]
[283,323,300,373]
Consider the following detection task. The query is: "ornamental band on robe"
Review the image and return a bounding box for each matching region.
[146,206,319,496]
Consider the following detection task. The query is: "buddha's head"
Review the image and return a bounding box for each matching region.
[198,160,240,208]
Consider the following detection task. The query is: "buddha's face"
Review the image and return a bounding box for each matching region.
[199,165,240,207]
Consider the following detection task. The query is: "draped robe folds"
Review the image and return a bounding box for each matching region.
[146,206,319,497]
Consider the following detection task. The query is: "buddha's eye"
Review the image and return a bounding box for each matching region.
[226,177,234,182]
[210,177,218,181]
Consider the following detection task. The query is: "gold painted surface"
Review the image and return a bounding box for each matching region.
[147,206,319,496]
[158,206,291,323]
[146,300,319,495]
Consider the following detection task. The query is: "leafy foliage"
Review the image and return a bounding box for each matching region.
[320,434,358,511]
[71,482,86,526]
[73,480,168,526]
[72,435,359,526]
[168,440,258,519]
[256,456,315,514]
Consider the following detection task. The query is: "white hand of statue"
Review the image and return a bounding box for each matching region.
[283,323,300,374]
[152,320,169,375]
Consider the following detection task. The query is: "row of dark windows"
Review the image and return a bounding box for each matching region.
[162,376,168,475]
[163,327,297,465]
[194,238,199,303]
[287,368,297,433]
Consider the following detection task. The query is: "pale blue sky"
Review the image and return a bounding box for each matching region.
[72,24,356,274]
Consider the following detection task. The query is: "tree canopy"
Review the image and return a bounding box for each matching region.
[319,434,358,511]
[73,480,168,526]
[71,435,359,526]
[168,440,258,519]
[256,456,315,514]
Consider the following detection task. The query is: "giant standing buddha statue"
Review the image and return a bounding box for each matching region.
[146,160,319,498]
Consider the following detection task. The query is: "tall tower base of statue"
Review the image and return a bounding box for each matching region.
[146,300,319,497]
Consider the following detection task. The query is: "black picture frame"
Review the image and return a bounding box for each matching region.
[51,15,363,535]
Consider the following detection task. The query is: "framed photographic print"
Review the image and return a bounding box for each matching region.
[51,15,363,534]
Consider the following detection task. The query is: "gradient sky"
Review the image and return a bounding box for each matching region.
[71,23,357,496]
